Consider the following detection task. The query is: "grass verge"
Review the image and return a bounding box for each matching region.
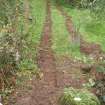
[20,0,46,71]
[51,4,84,58]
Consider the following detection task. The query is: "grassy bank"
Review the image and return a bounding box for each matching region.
[51,5,83,58]
[62,5,105,52]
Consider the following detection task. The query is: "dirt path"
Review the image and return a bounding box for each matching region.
[37,0,57,87]
[55,5,89,87]
[9,1,60,105]
[30,1,60,104]
[8,1,91,105]
[56,6,80,45]
[33,2,87,104]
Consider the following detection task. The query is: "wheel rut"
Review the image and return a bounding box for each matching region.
[56,6,80,45]
[56,5,88,88]
[37,0,57,87]
[56,5,103,58]
[8,2,94,105]
[30,1,59,105]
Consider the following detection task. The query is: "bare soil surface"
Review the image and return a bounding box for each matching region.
[80,40,102,57]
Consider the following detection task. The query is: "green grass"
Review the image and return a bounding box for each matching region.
[84,22,105,52]
[20,0,46,70]
[51,5,83,58]
[29,0,46,45]
[62,5,105,52]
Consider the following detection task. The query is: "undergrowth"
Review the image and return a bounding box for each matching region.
[59,87,100,105]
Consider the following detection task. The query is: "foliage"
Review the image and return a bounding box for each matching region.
[57,0,82,6]
[94,79,105,105]
[59,87,100,105]
[81,0,105,21]
[90,0,105,21]
[96,66,105,73]
[19,59,37,71]
[0,0,23,26]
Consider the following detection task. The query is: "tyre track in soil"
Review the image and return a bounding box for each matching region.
[55,5,88,88]
[9,1,81,105]
[30,1,69,104]
[9,2,91,105]
[56,5,103,58]
[56,6,80,45]
[30,1,86,105]
[30,0,59,105]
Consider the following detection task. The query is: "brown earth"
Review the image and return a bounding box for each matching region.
[80,40,102,57]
